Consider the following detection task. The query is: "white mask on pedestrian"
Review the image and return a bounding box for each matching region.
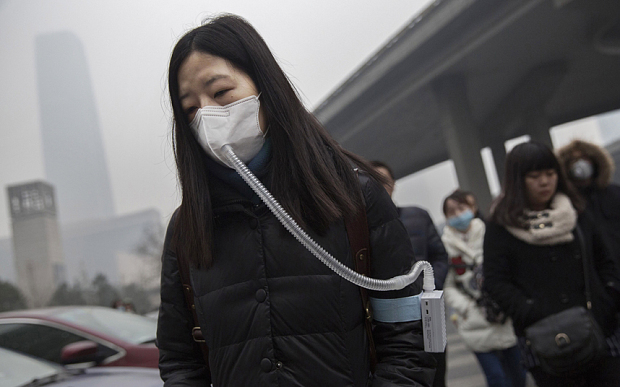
[190,95,265,168]
[570,159,594,180]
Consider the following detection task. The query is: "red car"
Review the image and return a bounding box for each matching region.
[0,306,159,368]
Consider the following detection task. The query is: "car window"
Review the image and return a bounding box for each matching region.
[0,347,64,387]
[54,308,157,344]
[0,323,117,364]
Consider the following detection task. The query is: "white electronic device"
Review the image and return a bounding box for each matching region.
[420,290,447,353]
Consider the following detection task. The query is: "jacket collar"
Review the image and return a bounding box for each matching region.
[207,139,272,211]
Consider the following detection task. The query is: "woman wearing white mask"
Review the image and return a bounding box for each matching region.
[557,140,620,267]
[441,190,525,387]
[157,15,435,387]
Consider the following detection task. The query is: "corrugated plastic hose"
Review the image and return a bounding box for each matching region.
[222,145,436,292]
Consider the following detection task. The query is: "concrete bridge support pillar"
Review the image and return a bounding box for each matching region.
[489,138,507,188]
[434,76,493,213]
[527,114,553,149]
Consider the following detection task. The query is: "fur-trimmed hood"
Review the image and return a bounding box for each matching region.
[557,139,615,189]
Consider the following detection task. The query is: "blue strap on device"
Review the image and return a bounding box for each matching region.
[369,293,422,323]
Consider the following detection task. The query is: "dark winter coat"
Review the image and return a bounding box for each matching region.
[581,185,620,263]
[157,172,436,387]
[397,207,449,290]
[557,140,620,264]
[483,214,620,338]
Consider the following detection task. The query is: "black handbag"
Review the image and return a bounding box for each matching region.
[524,226,606,376]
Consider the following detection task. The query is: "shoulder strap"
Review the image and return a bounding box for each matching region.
[344,169,378,373]
[574,224,592,310]
[173,223,211,368]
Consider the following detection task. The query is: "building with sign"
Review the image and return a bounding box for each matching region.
[7,181,65,307]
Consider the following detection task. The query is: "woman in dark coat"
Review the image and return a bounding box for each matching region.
[483,141,620,386]
[156,14,435,387]
[557,139,620,265]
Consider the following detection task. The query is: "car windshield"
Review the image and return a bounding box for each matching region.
[0,347,66,387]
[53,307,157,344]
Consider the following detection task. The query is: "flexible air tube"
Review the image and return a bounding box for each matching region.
[222,145,435,292]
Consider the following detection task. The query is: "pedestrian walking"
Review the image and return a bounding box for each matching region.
[441,190,526,387]
[557,139,620,264]
[371,160,449,387]
[484,141,620,386]
[156,14,435,387]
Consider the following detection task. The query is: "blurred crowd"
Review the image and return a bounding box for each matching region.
[372,138,620,387]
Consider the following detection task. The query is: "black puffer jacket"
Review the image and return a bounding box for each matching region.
[157,172,436,386]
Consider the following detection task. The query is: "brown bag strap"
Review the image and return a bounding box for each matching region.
[175,243,211,367]
[344,169,378,373]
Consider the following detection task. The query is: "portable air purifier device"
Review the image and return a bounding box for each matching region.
[421,290,447,352]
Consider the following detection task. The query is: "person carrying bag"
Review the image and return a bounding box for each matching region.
[523,226,606,376]
[483,142,620,386]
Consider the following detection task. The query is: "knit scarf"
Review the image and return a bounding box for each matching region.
[441,218,486,265]
[506,193,577,246]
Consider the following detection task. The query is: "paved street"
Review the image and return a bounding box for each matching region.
[445,320,486,386]
[444,319,537,387]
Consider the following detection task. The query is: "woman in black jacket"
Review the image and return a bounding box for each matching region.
[557,139,620,265]
[483,141,620,386]
[157,14,435,387]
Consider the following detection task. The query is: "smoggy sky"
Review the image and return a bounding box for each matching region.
[0,0,434,237]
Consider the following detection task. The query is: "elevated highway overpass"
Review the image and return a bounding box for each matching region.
[314,0,620,211]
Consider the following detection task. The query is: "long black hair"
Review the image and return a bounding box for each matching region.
[490,141,583,228]
[169,14,383,268]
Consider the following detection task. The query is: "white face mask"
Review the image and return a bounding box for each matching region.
[570,159,594,180]
[190,95,265,168]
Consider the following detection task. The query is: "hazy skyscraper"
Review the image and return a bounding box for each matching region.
[35,31,115,224]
